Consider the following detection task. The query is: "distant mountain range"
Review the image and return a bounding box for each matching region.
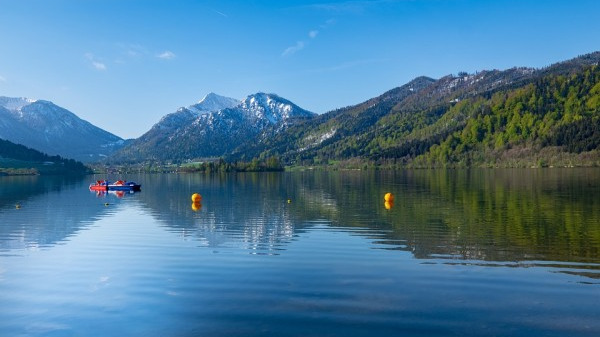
[109,92,315,163]
[228,52,600,167]
[0,97,124,162]
[2,51,599,168]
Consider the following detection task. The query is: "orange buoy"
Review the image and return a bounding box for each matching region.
[384,192,394,202]
[384,201,394,210]
[191,202,202,212]
[191,193,202,203]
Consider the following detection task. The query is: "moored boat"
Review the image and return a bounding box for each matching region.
[108,180,141,191]
[89,180,110,191]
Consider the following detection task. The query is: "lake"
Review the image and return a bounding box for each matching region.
[1,169,599,336]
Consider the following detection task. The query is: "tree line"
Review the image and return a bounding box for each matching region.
[0,138,90,174]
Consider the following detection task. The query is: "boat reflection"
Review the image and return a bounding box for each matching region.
[92,189,140,198]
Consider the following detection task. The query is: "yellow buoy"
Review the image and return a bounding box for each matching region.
[15,204,21,209]
[191,202,202,212]
[384,192,394,202]
[287,199,292,204]
[384,201,394,210]
[191,193,202,203]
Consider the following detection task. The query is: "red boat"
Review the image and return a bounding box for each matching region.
[89,180,110,191]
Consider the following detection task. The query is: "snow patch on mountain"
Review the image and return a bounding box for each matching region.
[190,92,240,114]
[0,96,124,162]
[0,96,37,112]
[111,92,315,162]
[299,128,337,152]
[237,93,314,125]
[157,93,240,127]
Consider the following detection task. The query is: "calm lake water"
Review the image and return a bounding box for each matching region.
[1,169,599,336]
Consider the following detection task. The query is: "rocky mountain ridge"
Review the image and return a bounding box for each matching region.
[109,92,315,163]
[0,97,124,162]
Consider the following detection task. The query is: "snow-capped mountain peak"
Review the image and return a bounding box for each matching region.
[155,93,240,128]
[238,92,314,124]
[111,91,315,162]
[189,92,240,115]
[0,96,124,162]
[0,96,37,112]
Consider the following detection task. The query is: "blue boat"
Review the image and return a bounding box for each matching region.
[108,180,141,191]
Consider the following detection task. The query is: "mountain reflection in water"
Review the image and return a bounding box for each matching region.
[1,169,599,337]
[2,170,599,267]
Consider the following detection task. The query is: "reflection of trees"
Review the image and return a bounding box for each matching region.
[130,169,600,267]
[4,170,597,270]
[0,175,101,251]
[402,169,600,264]
[0,175,85,208]
[270,169,600,265]
[278,169,600,280]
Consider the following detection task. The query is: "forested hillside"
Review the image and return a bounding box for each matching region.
[0,138,91,175]
[412,66,600,167]
[241,53,600,168]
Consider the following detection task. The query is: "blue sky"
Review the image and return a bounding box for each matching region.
[1,0,599,139]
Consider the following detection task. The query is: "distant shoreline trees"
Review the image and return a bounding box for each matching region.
[178,156,284,173]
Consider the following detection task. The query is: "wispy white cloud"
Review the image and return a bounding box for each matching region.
[213,9,228,17]
[84,45,177,71]
[92,61,107,71]
[114,44,144,64]
[282,19,334,57]
[85,53,107,71]
[282,41,305,57]
[123,44,146,58]
[321,18,336,28]
[157,51,176,60]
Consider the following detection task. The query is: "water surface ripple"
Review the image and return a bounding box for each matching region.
[0,170,599,336]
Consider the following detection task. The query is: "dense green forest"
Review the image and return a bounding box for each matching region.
[90,156,284,174]
[0,138,91,175]
[412,66,600,167]
[244,62,600,169]
[179,157,284,173]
